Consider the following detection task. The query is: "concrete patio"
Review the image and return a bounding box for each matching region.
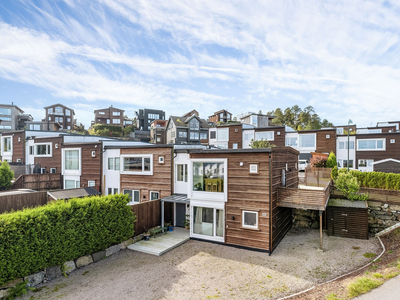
[127,227,190,256]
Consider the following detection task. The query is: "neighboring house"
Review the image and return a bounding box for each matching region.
[208,109,233,124]
[239,112,276,128]
[44,103,75,130]
[25,121,62,132]
[285,128,336,155]
[371,159,400,174]
[0,103,33,132]
[160,146,299,253]
[209,123,243,149]
[134,108,166,142]
[150,120,168,144]
[243,126,285,149]
[92,105,132,128]
[166,110,209,145]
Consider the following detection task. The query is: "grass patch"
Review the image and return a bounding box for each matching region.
[347,277,382,298]
[326,293,343,300]
[372,273,383,278]
[352,246,360,250]
[363,252,377,259]
[384,271,400,279]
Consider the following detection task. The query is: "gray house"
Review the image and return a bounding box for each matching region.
[166,110,209,144]
[0,103,33,133]
[135,108,166,142]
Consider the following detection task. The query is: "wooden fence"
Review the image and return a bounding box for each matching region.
[12,173,61,191]
[0,191,48,214]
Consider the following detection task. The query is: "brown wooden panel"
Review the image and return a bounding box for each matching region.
[12,132,25,163]
[316,130,336,154]
[0,191,48,214]
[130,199,161,235]
[228,125,242,149]
[327,206,368,240]
[34,136,63,173]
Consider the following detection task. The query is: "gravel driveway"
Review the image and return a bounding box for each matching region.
[23,228,381,300]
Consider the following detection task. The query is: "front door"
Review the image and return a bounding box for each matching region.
[176,203,186,227]
[175,164,188,194]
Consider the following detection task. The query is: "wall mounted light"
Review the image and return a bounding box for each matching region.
[18,137,21,142]
[239,162,243,166]
[55,143,59,149]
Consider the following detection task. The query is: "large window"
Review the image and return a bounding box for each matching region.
[148,113,159,119]
[177,164,188,182]
[0,117,11,121]
[65,179,80,189]
[65,150,80,170]
[124,190,140,204]
[65,109,71,116]
[299,134,316,148]
[113,111,121,116]
[190,132,199,140]
[210,131,216,139]
[189,119,200,130]
[200,132,208,139]
[55,106,63,114]
[179,131,187,138]
[112,119,121,124]
[122,155,152,174]
[242,211,258,229]
[3,137,11,152]
[217,128,229,141]
[339,141,355,149]
[358,139,385,151]
[193,162,224,192]
[255,131,273,141]
[29,124,41,130]
[193,207,224,238]
[0,108,12,115]
[358,159,374,167]
[36,144,51,156]
[0,125,11,130]
[286,137,298,146]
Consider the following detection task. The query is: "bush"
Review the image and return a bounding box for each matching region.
[326,151,337,168]
[335,172,369,201]
[349,170,400,191]
[310,155,327,168]
[0,194,135,285]
[0,161,14,190]
[250,139,276,148]
[331,166,338,180]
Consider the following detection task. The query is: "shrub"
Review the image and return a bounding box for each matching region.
[0,194,135,285]
[310,155,327,168]
[335,172,368,201]
[0,161,14,190]
[326,151,337,168]
[349,170,400,191]
[250,139,276,148]
[331,166,338,180]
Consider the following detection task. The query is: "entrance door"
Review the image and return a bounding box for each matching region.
[176,203,186,227]
[175,164,188,194]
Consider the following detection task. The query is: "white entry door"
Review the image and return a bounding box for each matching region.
[175,164,188,194]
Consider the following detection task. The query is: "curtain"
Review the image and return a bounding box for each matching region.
[193,206,203,234]
[216,209,224,237]
[65,150,79,170]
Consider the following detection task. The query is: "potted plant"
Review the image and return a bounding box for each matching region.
[143,227,150,240]
[184,215,190,230]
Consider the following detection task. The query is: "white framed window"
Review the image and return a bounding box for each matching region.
[112,119,121,124]
[35,143,52,157]
[285,137,298,147]
[242,211,258,229]
[2,137,12,153]
[40,168,46,174]
[358,159,374,168]
[98,111,105,115]
[159,156,164,163]
[65,179,80,189]
[150,191,159,200]
[91,151,96,157]
[255,131,274,141]
[299,134,316,149]
[176,164,188,182]
[200,132,208,139]
[108,158,114,170]
[249,164,258,173]
[390,139,395,144]
[210,131,216,139]
[114,188,119,194]
[124,189,140,204]
[217,128,229,141]
[357,139,385,151]
[193,161,225,193]
[115,157,120,171]
[50,168,56,173]
[326,134,330,138]
[338,141,355,149]
[62,148,81,175]
[232,143,238,149]
[112,111,121,116]
[342,159,354,168]
[16,159,22,163]
[88,180,96,187]
[336,128,344,134]
[121,155,153,175]
[108,188,112,195]
[190,132,199,140]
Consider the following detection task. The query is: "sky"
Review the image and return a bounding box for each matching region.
[1,0,400,129]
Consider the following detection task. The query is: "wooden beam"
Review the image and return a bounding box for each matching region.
[319,210,323,252]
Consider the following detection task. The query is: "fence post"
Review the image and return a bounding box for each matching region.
[317,168,320,187]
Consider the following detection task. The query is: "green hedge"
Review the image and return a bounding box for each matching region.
[333,168,400,190]
[0,194,135,285]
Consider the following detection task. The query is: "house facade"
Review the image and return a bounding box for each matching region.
[93,106,126,128]
[44,104,75,130]
[150,120,168,144]
[0,103,32,132]
[208,109,233,124]
[166,111,209,145]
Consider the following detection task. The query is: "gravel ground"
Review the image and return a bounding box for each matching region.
[22,228,381,300]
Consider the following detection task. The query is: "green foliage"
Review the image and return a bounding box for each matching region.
[326,151,337,168]
[349,170,400,191]
[331,166,338,180]
[5,280,33,299]
[267,105,333,130]
[0,194,136,285]
[310,155,327,168]
[325,293,343,300]
[123,126,135,136]
[335,172,369,201]
[347,276,383,298]
[0,161,14,190]
[91,124,123,137]
[249,139,276,149]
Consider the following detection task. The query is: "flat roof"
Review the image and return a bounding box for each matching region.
[0,189,37,196]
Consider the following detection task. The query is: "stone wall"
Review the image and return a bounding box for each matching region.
[367,201,400,233]
[293,209,320,229]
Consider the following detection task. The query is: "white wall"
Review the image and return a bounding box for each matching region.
[336,136,356,169]
[242,129,255,149]
[103,149,121,195]
[174,152,190,194]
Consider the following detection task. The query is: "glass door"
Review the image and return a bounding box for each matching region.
[192,206,224,242]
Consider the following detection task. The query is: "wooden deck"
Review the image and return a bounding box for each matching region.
[277,181,331,211]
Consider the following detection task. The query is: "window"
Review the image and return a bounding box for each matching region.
[177,164,188,182]
[391,139,395,143]
[357,139,385,151]
[255,131,273,141]
[285,137,298,146]
[0,108,12,115]
[29,146,34,155]
[148,113,159,119]
[65,109,71,116]
[112,119,121,124]
[0,125,11,129]
[179,131,187,138]
[55,106,63,114]
[124,190,140,204]
[3,137,11,152]
[299,134,316,148]
[16,159,22,163]
[159,156,164,163]
[156,135,161,142]
[115,157,120,171]
[232,143,238,149]
[210,131,216,139]
[217,128,229,141]
[88,180,95,187]
[67,118,71,122]
[55,117,63,123]
[193,207,224,238]
[326,134,330,138]
[190,132,199,140]
[48,168,56,173]
[122,155,152,174]
[108,158,114,170]
[29,124,41,130]
[339,141,355,149]
[189,119,200,130]
[336,128,344,134]
[343,160,354,168]
[242,211,258,229]
[108,188,112,195]
[251,115,257,126]
[249,164,258,173]
[113,111,121,116]
[244,133,253,141]
[193,162,224,192]
[114,188,119,194]
[99,111,105,115]
[200,132,208,139]
[107,119,110,124]
[150,191,159,200]
[64,149,80,171]
[40,168,46,174]
[358,159,374,168]
[65,180,80,189]
[36,144,51,156]
[0,117,11,121]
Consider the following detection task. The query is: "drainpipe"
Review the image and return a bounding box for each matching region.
[269,152,273,255]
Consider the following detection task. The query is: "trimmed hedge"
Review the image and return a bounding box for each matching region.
[0,194,135,285]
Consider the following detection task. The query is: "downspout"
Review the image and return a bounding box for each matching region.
[269,152,273,256]
[99,141,103,194]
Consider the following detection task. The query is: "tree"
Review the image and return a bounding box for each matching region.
[309,155,327,168]
[249,139,276,149]
[334,172,369,201]
[326,151,337,168]
[0,161,14,190]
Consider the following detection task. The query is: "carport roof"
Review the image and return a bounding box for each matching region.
[160,194,189,204]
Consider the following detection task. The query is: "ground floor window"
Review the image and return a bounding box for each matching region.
[124,189,140,204]
[358,159,374,168]
[150,191,159,200]
[88,180,95,187]
[193,206,224,238]
[65,180,80,189]
[242,211,258,229]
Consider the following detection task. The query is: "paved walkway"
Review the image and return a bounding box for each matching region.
[127,227,190,255]
[355,275,400,300]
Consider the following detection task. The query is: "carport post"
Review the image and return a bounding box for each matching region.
[161,200,164,228]
[319,210,323,251]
